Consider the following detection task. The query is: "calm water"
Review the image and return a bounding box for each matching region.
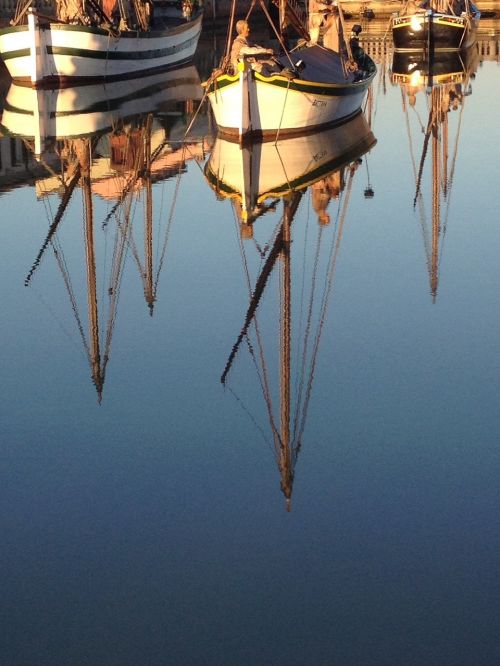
[1,26,500,665]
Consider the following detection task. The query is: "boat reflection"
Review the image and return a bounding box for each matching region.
[2,72,210,401]
[391,49,478,300]
[205,113,376,508]
[0,65,203,157]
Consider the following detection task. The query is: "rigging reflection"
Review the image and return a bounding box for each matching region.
[205,112,376,508]
[0,70,210,401]
[391,48,478,300]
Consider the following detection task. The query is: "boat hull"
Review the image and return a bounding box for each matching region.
[0,11,203,87]
[205,47,375,140]
[392,12,477,51]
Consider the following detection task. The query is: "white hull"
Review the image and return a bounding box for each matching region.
[0,10,202,86]
[205,110,376,217]
[0,67,202,154]
[205,46,376,140]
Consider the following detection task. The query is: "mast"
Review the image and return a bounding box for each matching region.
[431,99,440,302]
[279,195,293,509]
[79,138,104,401]
[76,139,104,402]
[143,117,155,315]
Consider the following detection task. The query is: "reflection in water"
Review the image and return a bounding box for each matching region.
[391,48,478,300]
[0,66,204,156]
[0,70,210,401]
[205,113,376,507]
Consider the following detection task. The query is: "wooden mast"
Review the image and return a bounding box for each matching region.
[79,138,104,401]
[430,87,440,303]
[279,195,293,509]
[143,117,155,315]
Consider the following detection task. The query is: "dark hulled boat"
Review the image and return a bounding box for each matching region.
[391,0,480,52]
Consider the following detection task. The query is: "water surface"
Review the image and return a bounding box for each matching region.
[1,28,500,665]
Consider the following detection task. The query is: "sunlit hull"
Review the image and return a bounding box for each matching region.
[0,11,203,87]
[204,46,376,140]
[392,12,477,51]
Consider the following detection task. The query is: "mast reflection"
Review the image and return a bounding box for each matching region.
[0,69,209,401]
[391,48,478,301]
[206,113,376,508]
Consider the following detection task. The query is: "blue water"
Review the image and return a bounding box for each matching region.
[1,30,500,665]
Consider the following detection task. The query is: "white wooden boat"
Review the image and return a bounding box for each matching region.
[0,5,203,87]
[204,3,376,141]
[0,66,203,154]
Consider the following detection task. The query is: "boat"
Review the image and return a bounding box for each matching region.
[391,0,480,52]
[206,112,376,506]
[391,49,476,299]
[0,0,203,87]
[203,1,376,141]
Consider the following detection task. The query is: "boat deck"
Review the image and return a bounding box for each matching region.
[278,45,361,83]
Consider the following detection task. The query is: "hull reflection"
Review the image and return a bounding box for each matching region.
[0,66,203,156]
[205,111,375,225]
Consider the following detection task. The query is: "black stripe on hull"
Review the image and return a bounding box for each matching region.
[11,57,196,89]
[215,108,365,144]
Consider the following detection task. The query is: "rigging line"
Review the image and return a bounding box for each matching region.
[295,165,354,452]
[275,77,292,146]
[292,222,323,442]
[227,385,275,452]
[100,196,136,377]
[101,212,110,310]
[412,103,426,132]
[51,240,92,364]
[223,0,239,65]
[30,282,85,353]
[274,141,300,198]
[402,86,421,187]
[245,333,282,450]
[153,145,186,295]
[258,0,297,70]
[102,214,131,374]
[438,98,465,266]
[154,171,168,268]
